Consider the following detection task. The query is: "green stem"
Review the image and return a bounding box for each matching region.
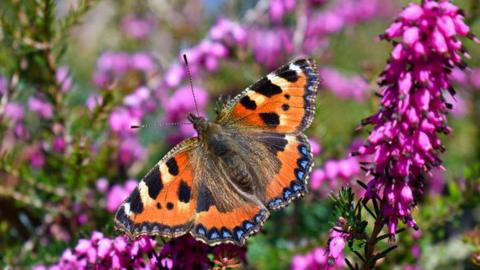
[361,211,385,270]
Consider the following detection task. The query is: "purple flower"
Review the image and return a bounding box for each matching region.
[118,137,145,166]
[4,102,24,123]
[39,232,157,269]
[209,18,248,47]
[52,137,66,153]
[269,0,296,23]
[250,28,294,69]
[85,94,103,111]
[95,178,109,193]
[121,14,156,40]
[165,85,209,123]
[28,96,54,119]
[357,0,478,236]
[291,247,344,270]
[319,67,370,101]
[326,225,348,267]
[105,179,137,213]
[108,108,140,134]
[56,66,72,92]
[308,138,322,156]
[163,64,185,88]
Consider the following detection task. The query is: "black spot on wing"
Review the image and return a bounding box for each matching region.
[196,184,214,213]
[144,165,162,199]
[259,112,280,127]
[282,104,290,111]
[239,96,257,110]
[178,180,191,203]
[127,188,144,214]
[276,66,299,82]
[284,94,290,99]
[166,202,174,210]
[250,78,282,97]
[166,157,179,176]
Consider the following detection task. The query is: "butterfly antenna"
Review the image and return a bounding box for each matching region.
[183,54,200,116]
[130,121,190,129]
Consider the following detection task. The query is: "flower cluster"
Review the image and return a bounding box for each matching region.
[291,247,344,270]
[92,51,160,165]
[121,14,156,40]
[303,0,391,53]
[356,0,478,236]
[34,232,157,270]
[320,67,370,102]
[310,140,362,196]
[102,179,137,213]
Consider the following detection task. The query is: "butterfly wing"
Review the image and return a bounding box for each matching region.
[114,138,199,238]
[115,137,269,245]
[191,156,269,245]
[252,132,314,210]
[216,58,319,133]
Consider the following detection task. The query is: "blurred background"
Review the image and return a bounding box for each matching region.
[1,0,480,269]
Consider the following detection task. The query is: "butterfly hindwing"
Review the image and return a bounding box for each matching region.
[217,58,319,133]
[191,155,269,245]
[255,133,314,210]
[114,138,199,238]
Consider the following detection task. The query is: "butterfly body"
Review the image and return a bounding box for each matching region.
[115,58,320,245]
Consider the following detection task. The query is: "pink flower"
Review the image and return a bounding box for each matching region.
[358,0,477,237]
[105,180,137,213]
[28,96,54,119]
[320,67,370,101]
[121,14,156,40]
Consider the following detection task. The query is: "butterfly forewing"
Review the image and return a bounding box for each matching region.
[217,58,319,133]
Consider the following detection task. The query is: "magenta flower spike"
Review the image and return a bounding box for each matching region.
[357,0,478,237]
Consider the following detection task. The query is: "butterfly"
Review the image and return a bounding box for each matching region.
[115,58,320,245]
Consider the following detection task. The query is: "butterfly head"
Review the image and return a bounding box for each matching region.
[187,113,209,134]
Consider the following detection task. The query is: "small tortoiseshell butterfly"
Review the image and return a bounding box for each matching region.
[115,58,320,245]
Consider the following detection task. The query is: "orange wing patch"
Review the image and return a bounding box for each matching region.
[219,58,319,133]
[261,133,314,210]
[192,202,269,246]
[115,138,199,238]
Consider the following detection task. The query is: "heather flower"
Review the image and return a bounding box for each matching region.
[310,156,361,194]
[164,85,209,123]
[28,146,45,169]
[85,94,103,111]
[250,28,294,69]
[105,179,137,213]
[326,224,349,268]
[4,102,24,123]
[269,0,296,23]
[290,247,344,270]
[121,14,156,40]
[52,137,66,153]
[303,0,390,53]
[319,67,370,101]
[356,0,478,236]
[209,18,248,47]
[118,137,145,166]
[108,108,140,134]
[39,232,157,269]
[28,96,54,119]
[56,66,72,92]
[308,138,322,156]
